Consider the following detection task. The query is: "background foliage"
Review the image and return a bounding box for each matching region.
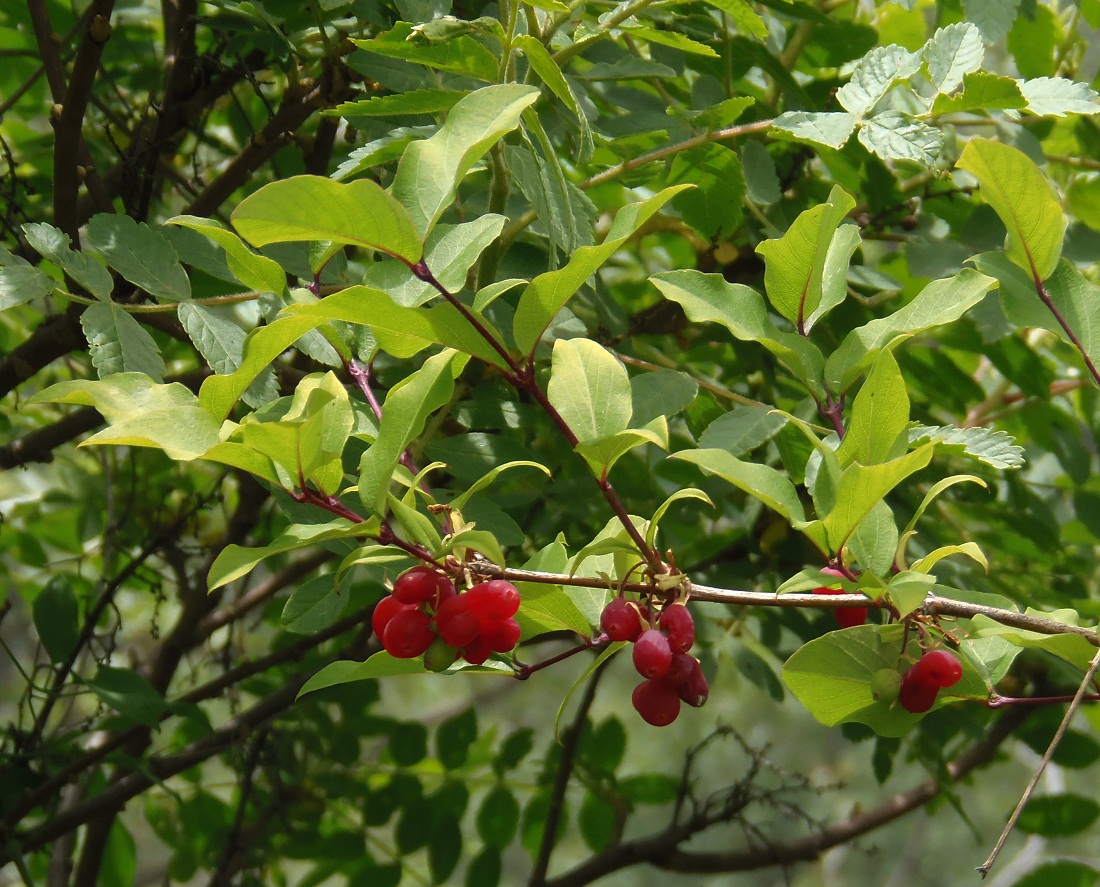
[4,0,1100,885]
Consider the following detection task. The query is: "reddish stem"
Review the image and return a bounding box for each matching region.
[514,635,611,680]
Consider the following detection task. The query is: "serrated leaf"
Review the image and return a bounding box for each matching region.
[281,574,348,633]
[514,186,689,353]
[1019,77,1100,116]
[333,126,435,181]
[332,88,466,118]
[391,84,540,237]
[826,268,996,393]
[232,175,422,263]
[931,71,1026,114]
[620,25,717,57]
[924,22,984,95]
[22,222,113,299]
[514,35,592,158]
[165,215,286,295]
[0,265,57,309]
[700,0,767,37]
[651,269,826,399]
[85,215,191,302]
[547,339,632,445]
[669,144,745,240]
[908,424,1024,469]
[178,302,278,408]
[80,303,166,381]
[962,0,1020,42]
[352,22,500,81]
[836,44,922,116]
[956,139,1066,282]
[756,185,855,328]
[858,113,943,165]
[771,111,856,150]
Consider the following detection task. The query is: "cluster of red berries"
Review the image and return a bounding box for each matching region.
[600,597,708,727]
[372,566,522,669]
[811,586,868,628]
[898,649,962,713]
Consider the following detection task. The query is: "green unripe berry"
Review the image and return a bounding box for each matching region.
[424,636,458,673]
[870,668,902,702]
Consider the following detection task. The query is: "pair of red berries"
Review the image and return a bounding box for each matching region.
[372,567,522,668]
[898,649,963,713]
[600,597,708,727]
[811,586,868,628]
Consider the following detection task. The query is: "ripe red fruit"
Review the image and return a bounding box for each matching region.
[461,635,493,665]
[434,595,480,647]
[632,679,681,727]
[481,617,521,653]
[382,608,435,658]
[913,649,963,688]
[812,586,868,628]
[677,664,709,708]
[601,597,642,642]
[393,567,454,606]
[898,668,939,713]
[658,604,695,654]
[465,580,521,621]
[665,652,697,685]
[372,595,414,640]
[633,629,672,680]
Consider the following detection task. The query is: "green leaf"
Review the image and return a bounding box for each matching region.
[971,611,1098,671]
[857,112,944,165]
[22,222,114,300]
[806,223,861,332]
[209,520,363,592]
[100,821,137,887]
[902,474,988,536]
[0,265,57,310]
[331,88,466,118]
[466,849,502,887]
[672,449,807,524]
[669,144,746,240]
[963,0,1019,42]
[651,269,826,398]
[1018,795,1100,837]
[513,186,691,353]
[391,84,540,237]
[359,350,457,516]
[923,22,984,95]
[909,542,988,574]
[771,111,857,150]
[280,574,348,634]
[1019,77,1100,116]
[352,21,500,81]
[756,185,855,328]
[1012,861,1100,887]
[826,268,996,393]
[621,24,717,56]
[178,303,278,409]
[698,405,788,456]
[547,339,632,445]
[514,35,593,158]
[165,215,287,295]
[283,286,509,368]
[645,488,713,550]
[297,653,445,697]
[80,303,166,381]
[85,215,191,302]
[836,349,909,467]
[836,44,921,116]
[955,139,1066,282]
[33,576,80,664]
[449,461,550,512]
[477,786,520,849]
[231,175,422,264]
[847,500,899,576]
[908,425,1024,469]
[629,370,698,427]
[508,132,595,257]
[82,665,170,728]
[437,708,479,769]
[30,374,221,460]
[574,419,669,476]
[579,791,616,852]
[931,71,1026,114]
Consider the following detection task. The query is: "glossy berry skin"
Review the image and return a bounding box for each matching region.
[658,604,695,654]
[466,580,520,621]
[424,637,458,673]
[677,664,709,708]
[913,649,963,688]
[665,652,697,685]
[393,567,454,606]
[812,586,868,628]
[632,679,681,727]
[482,617,522,653]
[460,635,493,665]
[633,629,672,680]
[434,595,480,647]
[372,595,413,640]
[898,667,939,713]
[601,597,642,642]
[382,608,435,658]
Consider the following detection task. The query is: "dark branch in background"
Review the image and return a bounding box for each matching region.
[208,727,269,887]
[546,707,1029,886]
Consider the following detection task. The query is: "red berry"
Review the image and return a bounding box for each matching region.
[434,595,480,647]
[812,587,868,628]
[600,597,642,642]
[393,567,453,606]
[633,629,672,680]
[913,649,963,688]
[665,652,697,685]
[382,608,435,658]
[481,617,521,653]
[676,664,709,708]
[465,580,521,621]
[898,667,939,713]
[658,604,695,654]
[632,679,681,727]
[461,635,493,665]
[372,595,414,640]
